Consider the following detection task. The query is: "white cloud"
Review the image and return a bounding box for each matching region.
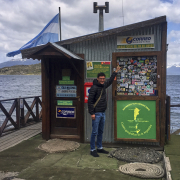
[0,0,180,67]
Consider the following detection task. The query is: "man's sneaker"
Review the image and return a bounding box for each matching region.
[97,148,109,154]
[90,150,99,157]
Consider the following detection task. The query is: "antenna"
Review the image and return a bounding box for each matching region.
[119,0,124,26]
[93,2,109,32]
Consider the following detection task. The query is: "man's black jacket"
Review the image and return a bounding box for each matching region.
[88,72,117,115]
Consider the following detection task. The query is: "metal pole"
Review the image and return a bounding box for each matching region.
[99,9,104,32]
[59,7,61,41]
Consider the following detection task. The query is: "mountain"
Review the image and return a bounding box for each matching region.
[0,58,40,68]
[167,66,180,75]
[0,63,41,75]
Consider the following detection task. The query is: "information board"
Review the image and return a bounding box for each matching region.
[86,61,111,78]
[116,100,156,139]
[57,100,73,106]
[56,106,76,118]
[56,85,77,97]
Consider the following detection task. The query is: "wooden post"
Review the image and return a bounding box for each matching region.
[36,97,39,121]
[42,58,50,140]
[20,99,25,126]
[160,21,167,147]
[16,98,20,129]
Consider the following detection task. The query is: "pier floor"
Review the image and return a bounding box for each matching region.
[0,133,164,180]
[0,122,42,152]
[164,134,180,180]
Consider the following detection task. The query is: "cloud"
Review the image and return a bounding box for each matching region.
[0,0,180,67]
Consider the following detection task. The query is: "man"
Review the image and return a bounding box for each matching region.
[88,65,120,157]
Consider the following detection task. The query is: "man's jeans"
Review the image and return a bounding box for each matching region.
[90,112,105,151]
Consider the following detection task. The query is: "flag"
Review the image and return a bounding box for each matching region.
[7,13,59,57]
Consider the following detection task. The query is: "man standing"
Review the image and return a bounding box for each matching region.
[88,66,120,157]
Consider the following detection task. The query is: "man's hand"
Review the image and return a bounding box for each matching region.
[91,114,95,120]
[115,65,121,72]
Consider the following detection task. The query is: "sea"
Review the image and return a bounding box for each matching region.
[0,75,180,133]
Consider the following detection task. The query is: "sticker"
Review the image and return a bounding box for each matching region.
[129,85,135,90]
[149,81,153,85]
[135,75,140,79]
[133,60,137,65]
[120,88,126,91]
[130,59,134,63]
[117,92,124,95]
[128,93,134,95]
[142,86,146,90]
[56,106,76,118]
[119,62,125,65]
[145,59,149,64]
[146,85,151,89]
[123,68,127,72]
[120,83,128,88]
[135,82,144,86]
[141,57,146,60]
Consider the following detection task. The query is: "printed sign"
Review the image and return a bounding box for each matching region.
[57,100,73,106]
[86,61,111,78]
[56,106,76,118]
[117,35,154,49]
[59,80,74,85]
[56,85,77,97]
[116,100,156,139]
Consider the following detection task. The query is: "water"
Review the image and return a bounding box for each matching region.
[0,75,41,127]
[0,75,180,133]
[166,75,180,133]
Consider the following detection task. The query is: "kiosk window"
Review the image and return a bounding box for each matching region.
[116,56,157,96]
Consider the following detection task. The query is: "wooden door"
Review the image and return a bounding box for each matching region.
[49,57,84,142]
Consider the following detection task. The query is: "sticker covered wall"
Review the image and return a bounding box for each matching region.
[116,56,157,96]
[116,100,156,139]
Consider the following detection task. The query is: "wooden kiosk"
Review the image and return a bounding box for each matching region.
[21,16,168,147]
[22,43,85,142]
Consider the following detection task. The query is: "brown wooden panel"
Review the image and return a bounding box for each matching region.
[41,58,50,140]
[52,127,78,135]
[160,22,167,147]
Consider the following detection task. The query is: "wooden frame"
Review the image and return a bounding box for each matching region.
[112,51,162,144]
[114,97,160,142]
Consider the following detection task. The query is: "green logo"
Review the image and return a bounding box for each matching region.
[117,101,156,139]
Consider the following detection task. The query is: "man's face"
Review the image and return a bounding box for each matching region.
[97,76,105,85]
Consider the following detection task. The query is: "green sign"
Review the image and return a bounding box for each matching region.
[117,44,154,49]
[116,100,156,139]
[86,61,111,78]
[57,100,73,106]
[62,76,70,81]
[59,80,74,84]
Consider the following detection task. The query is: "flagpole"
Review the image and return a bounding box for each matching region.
[59,7,61,41]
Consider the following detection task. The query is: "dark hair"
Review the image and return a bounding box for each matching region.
[97,72,106,78]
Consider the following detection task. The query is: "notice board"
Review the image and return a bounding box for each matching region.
[86,61,111,78]
[116,100,156,139]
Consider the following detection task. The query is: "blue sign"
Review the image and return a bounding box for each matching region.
[56,106,76,119]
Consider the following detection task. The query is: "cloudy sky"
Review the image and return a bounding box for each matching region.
[0,0,180,67]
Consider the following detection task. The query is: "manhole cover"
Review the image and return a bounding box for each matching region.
[119,163,164,179]
[38,139,80,153]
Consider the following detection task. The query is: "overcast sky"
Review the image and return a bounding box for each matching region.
[0,0,180,67]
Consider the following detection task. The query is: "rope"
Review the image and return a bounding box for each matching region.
[38,139,80,153]
[119,163,164,179]
[108,147,163,163]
